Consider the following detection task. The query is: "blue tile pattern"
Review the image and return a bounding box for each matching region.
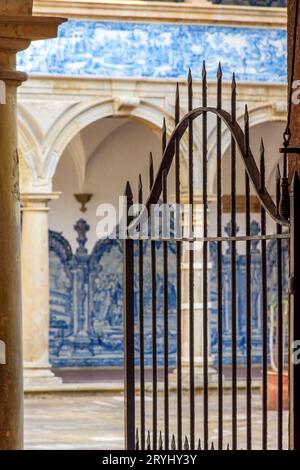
[49,219,288,368]
[49,221,177,367]
[17,20,287,82]
[210,221,289,365]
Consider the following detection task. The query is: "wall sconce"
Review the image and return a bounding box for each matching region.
[74,193,93,213]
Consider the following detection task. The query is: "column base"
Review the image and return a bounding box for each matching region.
[23,363,62,388]
[170,357,218,390]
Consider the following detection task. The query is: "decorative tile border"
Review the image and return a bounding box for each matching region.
[17,20,287,82]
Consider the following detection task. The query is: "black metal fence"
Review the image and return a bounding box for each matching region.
[123,64,300,450]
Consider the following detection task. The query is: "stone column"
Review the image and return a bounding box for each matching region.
[0,1,65,449]
[180,198,216,387]
[21,193,61,386]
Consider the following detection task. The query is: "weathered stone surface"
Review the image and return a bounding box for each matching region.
[0,0,65,450]
[24,390,289,450]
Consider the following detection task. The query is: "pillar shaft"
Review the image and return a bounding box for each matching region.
[0,69,24,451]
[172,198,216,388]
[21,194,61,385]
[0,2,65,448]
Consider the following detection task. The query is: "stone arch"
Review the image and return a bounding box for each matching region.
[18,104,45,187]
[42,97,190,185]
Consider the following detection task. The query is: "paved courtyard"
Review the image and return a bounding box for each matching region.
[24,389,288,450]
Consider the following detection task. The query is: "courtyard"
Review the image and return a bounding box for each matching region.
[24,389,288,450]
[0,0,299,453]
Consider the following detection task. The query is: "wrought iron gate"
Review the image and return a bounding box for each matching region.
[123,64,300,450]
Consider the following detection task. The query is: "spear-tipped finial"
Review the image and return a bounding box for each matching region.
[217,62,222,108]
[124,180,133,201]
[158,431,163,450]
[149,151,153,166]
[202,60,207,107]
[184,436,189,450]
[244,104,249,156]
[146,430,151,450]
[231,72,237,122]
[231,71,236,90]
[244,104,249,124]
[171,435,176,450]
[202,60,207,80]
[138,174,143,202]
[149,152,154,189]
[217,61,223,80]
[135,428,140,450]
[188,68,193,110]
[175,82,180,124]
[260,138,265,192]
[211,442,215,450]
[198,438,202,450]
[227,443,230,450]
[260,137,265,156]
[162,117,167,152]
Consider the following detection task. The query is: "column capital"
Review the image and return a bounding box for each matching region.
[0,5,66,86]
[21,191,60,211]
[0,16,66,50]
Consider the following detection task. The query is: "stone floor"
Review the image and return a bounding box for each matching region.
[24,389,288,450]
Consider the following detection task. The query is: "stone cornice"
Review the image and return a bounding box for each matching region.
[0,16,66,43]
[19,74,287,101]
[33,0,287,28]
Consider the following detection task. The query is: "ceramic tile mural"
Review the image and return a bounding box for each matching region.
[17,20,287,82]
[49,220,288,368]
[49,222,177,367]
[209,221,289,366]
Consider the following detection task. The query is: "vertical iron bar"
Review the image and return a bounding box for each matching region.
[276,165,283,450]
[124,181,135,450]
[202,60,209,451]
[188,68,195,450]
[289,171,300,450]
[243,106,252,450]
[216,62,223,451]
[162,128,169,450]
[231,74,236,449]
[138,174,145,450]
[175,83,182,450]
[245,173,251,450]
[150,153,157,450]
[260,140,268,451]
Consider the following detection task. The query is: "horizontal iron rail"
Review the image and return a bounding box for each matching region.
[129,233,290,242]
